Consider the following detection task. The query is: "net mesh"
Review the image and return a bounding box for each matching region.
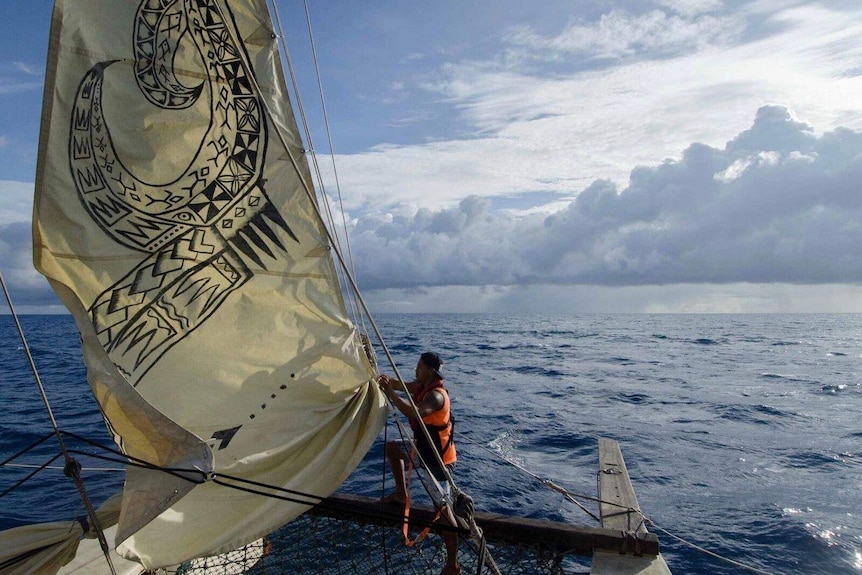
[175,510,592,575]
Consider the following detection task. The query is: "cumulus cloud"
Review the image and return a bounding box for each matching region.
[349,106,862,292]
[4,107,862,314]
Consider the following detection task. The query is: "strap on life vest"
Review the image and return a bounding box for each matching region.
[430,415,454,457]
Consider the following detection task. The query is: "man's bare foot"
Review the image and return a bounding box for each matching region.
[440,564,461,575]
[381,492,406,504]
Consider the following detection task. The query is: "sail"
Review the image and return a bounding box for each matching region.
[33,0,387,568]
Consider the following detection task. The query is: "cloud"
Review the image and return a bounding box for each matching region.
[348,106,862,292]
[0,76,41,94]
[6,106,862,314]
[1,59,44,95]
[658,0,724,18]
[0,221,63,311]
[360,283,862,314]
[505,8,737,62]
[13,61,41,76]
[325,2,862,217]
[0,180,34,224]
[0,181,63,312]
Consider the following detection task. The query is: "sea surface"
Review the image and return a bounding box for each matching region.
[1,313,860,574]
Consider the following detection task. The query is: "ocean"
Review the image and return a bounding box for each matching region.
[1,313,860,574]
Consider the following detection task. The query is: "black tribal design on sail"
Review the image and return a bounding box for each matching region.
[68,0,298,385]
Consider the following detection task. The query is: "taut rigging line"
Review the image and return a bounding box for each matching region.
[0,270,118,575]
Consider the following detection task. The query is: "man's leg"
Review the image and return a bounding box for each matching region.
[441,530,460,574]
[383,440,407,503]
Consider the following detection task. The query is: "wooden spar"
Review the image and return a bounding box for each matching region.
[591,437,672,574]
[314,493,659,558]
[598,437,649,534]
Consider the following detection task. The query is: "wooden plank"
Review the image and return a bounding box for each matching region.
[313,492,659,557]
[591,550,673,575]
[593,438,672,575]
[598,437,647,533]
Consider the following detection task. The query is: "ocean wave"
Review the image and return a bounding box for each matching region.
[511,365,566,378]
[776,449,850,470]
[711,403,799,426]
[692,337,723,345]
[609,392,652,405]
[820,383,850,394]
[759,372,817,385]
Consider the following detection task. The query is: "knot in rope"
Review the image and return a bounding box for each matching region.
[63,458,82,479]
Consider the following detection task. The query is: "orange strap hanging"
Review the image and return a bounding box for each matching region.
[400,449,440,547]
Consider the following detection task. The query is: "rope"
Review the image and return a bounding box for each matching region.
[0,432,55,467]
[266,0,365,333]
[647,521,779,575]
[457,432,602,522]
[259,2,460,497]
[7,426,780,574]
[0,271,118,575]
[379,424,391,574]
[0,453,64,500]
[218,0,459,505]
[458,431,782,575]
[1,463,126,472]
[300,0,362,302]
[3,430,460,537]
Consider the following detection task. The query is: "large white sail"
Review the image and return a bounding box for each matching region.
[33,0,387,568]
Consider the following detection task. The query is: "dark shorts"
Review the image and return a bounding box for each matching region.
[394,439,455,484]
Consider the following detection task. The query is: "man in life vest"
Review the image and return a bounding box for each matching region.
[379,351,459,575]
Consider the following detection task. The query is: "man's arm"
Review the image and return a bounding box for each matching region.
[380,377,443,419]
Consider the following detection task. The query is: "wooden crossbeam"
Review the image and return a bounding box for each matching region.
[312,492,659,557]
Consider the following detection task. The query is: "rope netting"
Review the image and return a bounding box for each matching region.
[176,511,591,575]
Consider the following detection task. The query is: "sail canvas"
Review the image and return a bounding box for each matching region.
[33,0,386,567]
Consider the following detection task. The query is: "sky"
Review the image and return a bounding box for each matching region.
[3,0,862,313]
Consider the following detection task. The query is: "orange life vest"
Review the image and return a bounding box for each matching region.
[410,380,456,473]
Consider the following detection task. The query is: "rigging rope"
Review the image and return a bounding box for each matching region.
[228,1,461,507]
[300,0,362,294]
[190,2,469,519]
[457,432,602,522]
[266,0,366,334]
[457,430,782,575]
[3,426,781,575]
[647,522,778,575]
[0,271,117,575]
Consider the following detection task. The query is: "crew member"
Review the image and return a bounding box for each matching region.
[379,351,459,575]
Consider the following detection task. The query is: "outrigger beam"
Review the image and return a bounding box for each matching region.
[315,493,659,558]
[591,437,673,574]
